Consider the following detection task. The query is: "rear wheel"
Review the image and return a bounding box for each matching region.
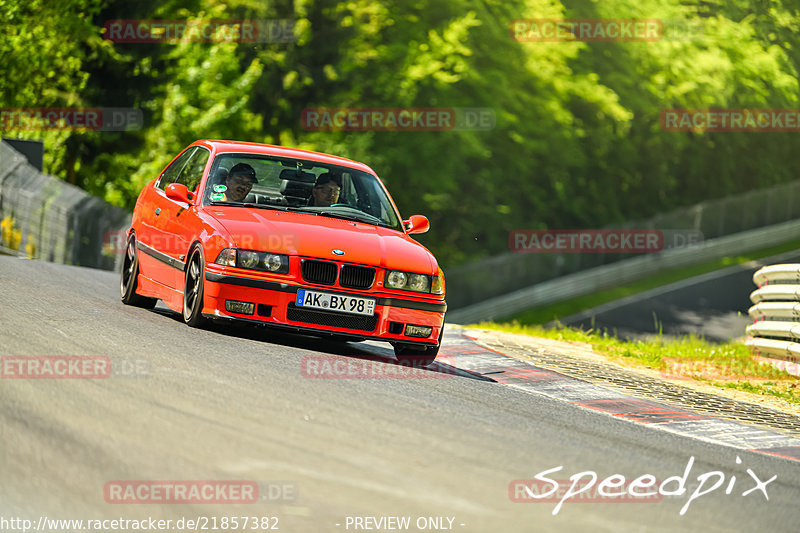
[183,247,208,327]
[120,235,157,309]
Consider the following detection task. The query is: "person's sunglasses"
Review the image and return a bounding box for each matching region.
[230,176,255,186]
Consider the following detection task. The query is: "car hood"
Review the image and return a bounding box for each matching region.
[203,207,436,273]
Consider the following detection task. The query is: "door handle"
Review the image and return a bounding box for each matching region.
[155,208,161,216]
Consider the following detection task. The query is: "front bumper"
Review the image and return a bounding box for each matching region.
[202,270,446,346]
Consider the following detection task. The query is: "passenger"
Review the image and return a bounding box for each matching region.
[310,173,341,207]
[223,163,258,202]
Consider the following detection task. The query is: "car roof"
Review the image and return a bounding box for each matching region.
[193,140,377,175]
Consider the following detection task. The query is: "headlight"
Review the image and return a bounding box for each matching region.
[265,254,284,272]
[239,250,260,269]
[384,270,442,294]
[408,274,429,292]
[214,248,289,274]
[386,271,407,289]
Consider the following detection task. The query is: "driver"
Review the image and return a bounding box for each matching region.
[310,173,342,207]
[223,163,258,202]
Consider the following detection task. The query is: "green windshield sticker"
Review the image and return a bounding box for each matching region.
[213,184,227,192]
[211,192,225,200]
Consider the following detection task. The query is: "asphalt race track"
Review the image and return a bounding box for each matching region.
[2,254,800,532]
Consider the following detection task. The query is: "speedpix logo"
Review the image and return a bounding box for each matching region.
[511,456,776,515]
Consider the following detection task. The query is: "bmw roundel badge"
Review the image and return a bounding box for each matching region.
[332,249,345,256]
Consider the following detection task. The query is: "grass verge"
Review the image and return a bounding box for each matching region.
[503,238,800,325]
[472,321,800,405]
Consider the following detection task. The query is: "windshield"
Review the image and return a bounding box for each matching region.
[202,153,402,231]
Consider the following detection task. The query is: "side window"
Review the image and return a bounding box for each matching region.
[348,173,377,216]
[176,147,210,192]
[340,174,357,206]
[157,147,196,190]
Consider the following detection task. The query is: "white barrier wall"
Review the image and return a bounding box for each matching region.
[0,141,130,271]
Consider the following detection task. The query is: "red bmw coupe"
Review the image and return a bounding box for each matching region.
[121,140,446,365]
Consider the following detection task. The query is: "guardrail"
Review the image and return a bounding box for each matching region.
[746,264,800,362]
[447,177,800,310]
[449,220,800,324]
[0,140,131,271]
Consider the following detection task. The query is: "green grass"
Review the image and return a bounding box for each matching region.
[503,238,800,325]
[471,321,800,404]
[720,381,800,403]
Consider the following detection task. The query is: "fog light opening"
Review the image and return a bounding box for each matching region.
[225,300,255,315]
[404,324,433,338]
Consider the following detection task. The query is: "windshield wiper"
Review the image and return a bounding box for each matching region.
[281,206,396,229]
[242,203,292,211]
[209,201,290,211]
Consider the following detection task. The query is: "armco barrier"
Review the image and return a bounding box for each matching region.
[447,179,800,310]
[0,140,130,270]
[448,220,800,324]
[746,264,800,362]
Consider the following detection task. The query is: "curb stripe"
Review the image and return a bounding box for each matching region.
[446,330,800,463]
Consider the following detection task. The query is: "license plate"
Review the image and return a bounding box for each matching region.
[296,289,375,316]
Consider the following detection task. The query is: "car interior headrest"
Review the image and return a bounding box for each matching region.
[280,179,313,199]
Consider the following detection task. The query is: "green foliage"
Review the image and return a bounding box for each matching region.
[472,320,800,384]
[4,0,800,267]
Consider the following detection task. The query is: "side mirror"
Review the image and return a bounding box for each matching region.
[165,183,193,204]
[403,214,430,234]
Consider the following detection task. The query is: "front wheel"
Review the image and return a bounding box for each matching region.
[183,247,208,327]
[393,324,443,368]
[120,235,157,309]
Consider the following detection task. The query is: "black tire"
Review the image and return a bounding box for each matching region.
[183,247,208,327]
[120,235,157,309]
[393,323,444,368]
